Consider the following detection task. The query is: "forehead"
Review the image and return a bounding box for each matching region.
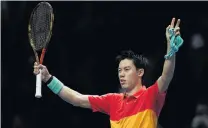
[118,59,134,68]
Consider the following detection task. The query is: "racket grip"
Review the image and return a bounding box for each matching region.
[35,69,42,98]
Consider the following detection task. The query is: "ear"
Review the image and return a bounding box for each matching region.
[136,68,144,77]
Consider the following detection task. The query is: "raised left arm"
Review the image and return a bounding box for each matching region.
[157,18,181,93]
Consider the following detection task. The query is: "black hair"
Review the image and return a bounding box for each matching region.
[116,50,148,71]
[116,50,149,84]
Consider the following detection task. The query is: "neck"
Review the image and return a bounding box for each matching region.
[125,83,143,96]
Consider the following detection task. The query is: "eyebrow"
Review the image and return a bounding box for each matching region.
[118,66,131,70]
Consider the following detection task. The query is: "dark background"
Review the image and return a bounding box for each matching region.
[2,1,208,128]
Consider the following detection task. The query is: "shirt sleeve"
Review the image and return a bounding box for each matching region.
[146,81,166,116]
[88,93,114,115]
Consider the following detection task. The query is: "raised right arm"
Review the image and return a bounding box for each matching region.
[58,84,91,108]
[33,63,91,109]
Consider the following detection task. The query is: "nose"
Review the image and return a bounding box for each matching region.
[119,71,125,78]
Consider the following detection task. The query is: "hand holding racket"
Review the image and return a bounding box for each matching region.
[28,2,54,98]
[33,63,51,84]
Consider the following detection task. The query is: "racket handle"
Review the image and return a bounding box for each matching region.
[35,69,42,98]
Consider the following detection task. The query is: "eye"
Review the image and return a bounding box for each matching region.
[124,68,130,71]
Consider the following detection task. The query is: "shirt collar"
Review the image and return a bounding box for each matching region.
[123,86,146,99]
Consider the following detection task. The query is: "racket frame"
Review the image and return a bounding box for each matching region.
[28,2,54,98]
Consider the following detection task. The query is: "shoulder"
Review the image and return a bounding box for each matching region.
[106,93,124,102]
[88,92,122,100]
[146,81,159,93]
[108,93,123,99]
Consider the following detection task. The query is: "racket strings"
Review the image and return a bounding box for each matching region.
[30,3,51,51]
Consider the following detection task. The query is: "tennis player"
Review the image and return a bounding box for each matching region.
[33,18,182,128]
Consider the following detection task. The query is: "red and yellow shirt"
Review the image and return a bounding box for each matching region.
[88,81,166,128]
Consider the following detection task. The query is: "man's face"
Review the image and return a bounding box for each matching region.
[118,59,140,91]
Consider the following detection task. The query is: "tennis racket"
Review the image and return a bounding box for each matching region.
[28,2,54,98]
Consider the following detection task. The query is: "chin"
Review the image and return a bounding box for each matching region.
[121,84,129,89]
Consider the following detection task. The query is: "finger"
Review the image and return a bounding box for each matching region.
[174,27,180,33]
[33,64,45,70]
[175,31,180,36]
[33,71,39,75]
[175,19,181,28]
[33,68,40,75]
[34,62,38,66]
[33,64,40,72]
[174,27,180,31]
[34,65,38,69]
[37,64,46,70]
[170,18,175,28]
[166,25,170,31]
